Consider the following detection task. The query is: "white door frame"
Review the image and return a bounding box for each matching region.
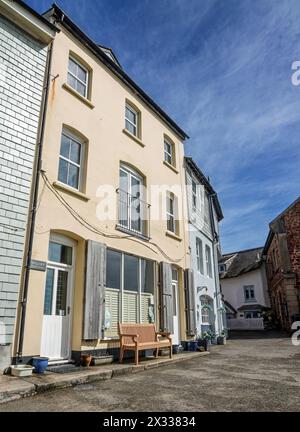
[171,269,180,345]
[41,234,76,361]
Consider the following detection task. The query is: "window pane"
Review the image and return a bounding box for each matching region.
[167,196,174,214]
[172,284,177,316]
[106,249,121,289]
[124,254,139,291]
[76,80,86,97]
[68,164,79,189]
[67,72,77,90]
[70,140,81,164]
[68,57,77,75]
[58,158,68,185]
[44,268,54,315]
[167,214,175,232]
[60,134,70,159]
[77,64,87,83]
[125,106,136,124]
[141,259,154,293]
[48,242,72,265]
[165,153,172,164]
[125,119,136,136]
[56,270,68,316]
[172,268,178,281]
[164,141,171,154]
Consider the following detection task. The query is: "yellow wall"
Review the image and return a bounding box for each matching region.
[17,24,191,357]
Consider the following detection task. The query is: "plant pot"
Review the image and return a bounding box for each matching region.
[10,365,34,377]
[81,354,92,367]
[172,345,180,354]
[217,336,226,345]
[32,357,49,374]
[159,347,170,356]
[203,339,210,351]
[91,355,114,366]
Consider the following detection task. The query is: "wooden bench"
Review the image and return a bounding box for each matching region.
[118,323,172,365]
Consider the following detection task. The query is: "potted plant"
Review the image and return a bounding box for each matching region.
[81,353,92,367]
[217,330,226,345]
[197,332,210,351]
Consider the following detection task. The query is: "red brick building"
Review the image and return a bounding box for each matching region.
[263,198,300,331]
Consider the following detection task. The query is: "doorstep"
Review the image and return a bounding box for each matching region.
[0,351,209,405]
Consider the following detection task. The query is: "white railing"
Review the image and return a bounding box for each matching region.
[227,318,264,330]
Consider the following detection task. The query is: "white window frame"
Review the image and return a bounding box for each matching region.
[58,129,84,191]
[119,164,144,234]
[192,180,197,210]
[125,104,139,137]
[244,285,256,303]
[205,244,212,278]
[166,192,176,234]
[164,139,173,165]
[196,238,204,274]
[67,56,89,98]
[200,297,211,325]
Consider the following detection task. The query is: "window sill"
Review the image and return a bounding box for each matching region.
[53,181,90,201]
[115,224,150,241]
[122,128,145,147]
[163,160,179,174]
[165,230,182,242]
[62,83,95,109]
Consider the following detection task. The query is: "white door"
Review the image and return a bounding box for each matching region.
[41,237,74,360]
[172,269,180,345]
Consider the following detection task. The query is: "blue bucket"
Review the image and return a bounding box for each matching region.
[32,357,49,374]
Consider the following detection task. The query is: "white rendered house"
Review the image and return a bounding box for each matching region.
[185,157,225,337]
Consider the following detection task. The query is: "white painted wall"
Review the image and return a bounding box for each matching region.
[189,223,219,334]
[221,266,270,314]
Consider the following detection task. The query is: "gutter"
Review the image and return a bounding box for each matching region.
[208,193,224,333]
[16,40,54,361]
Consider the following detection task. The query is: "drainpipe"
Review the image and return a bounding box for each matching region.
[208,194,223,334]
[16,41,54,362]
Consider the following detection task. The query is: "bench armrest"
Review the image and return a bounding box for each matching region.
[156,331,172,343]
[120,333,139,344]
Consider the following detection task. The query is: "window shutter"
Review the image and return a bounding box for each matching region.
[159,262,174,333]
[83,240,106,340]
[184,268,197,336]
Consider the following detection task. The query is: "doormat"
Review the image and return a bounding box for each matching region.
[47,364,88,374]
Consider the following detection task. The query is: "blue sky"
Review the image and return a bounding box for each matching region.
[25,0,300,253]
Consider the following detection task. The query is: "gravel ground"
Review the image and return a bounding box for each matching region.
[1,332,299,412]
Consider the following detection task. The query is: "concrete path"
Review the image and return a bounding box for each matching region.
[1,333,299,411]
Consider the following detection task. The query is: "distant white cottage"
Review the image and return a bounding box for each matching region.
[219,248,270,330]
[185,157,225,337]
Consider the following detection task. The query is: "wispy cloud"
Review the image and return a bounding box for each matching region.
[25,0,300,253]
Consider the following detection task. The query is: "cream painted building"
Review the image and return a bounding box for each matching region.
[12,4,195,364]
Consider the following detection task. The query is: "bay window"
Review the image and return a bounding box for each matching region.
[105,249,155,338]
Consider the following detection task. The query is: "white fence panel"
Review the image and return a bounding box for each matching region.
[227,318,264,330]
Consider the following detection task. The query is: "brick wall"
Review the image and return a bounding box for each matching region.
[285,200,300,292]
[0,15,47,346]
